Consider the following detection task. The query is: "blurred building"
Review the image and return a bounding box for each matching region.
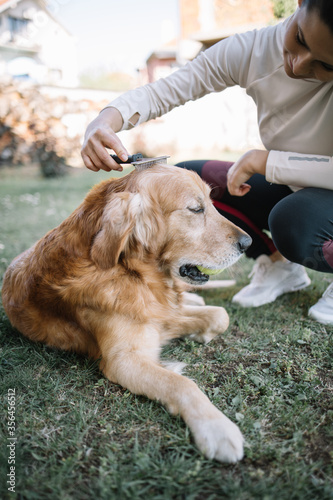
[146,0,276,83]
[145,41,178,84]
[139,0,284,157]
[180,0,274,44]
[0,0,78,86]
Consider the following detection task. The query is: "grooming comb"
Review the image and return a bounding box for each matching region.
[110,154,170,171]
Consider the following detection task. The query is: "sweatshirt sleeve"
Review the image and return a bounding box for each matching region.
[105,31,257,131]
[266,150,333,190]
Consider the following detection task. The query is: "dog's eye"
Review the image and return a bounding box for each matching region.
[188,207,204,214]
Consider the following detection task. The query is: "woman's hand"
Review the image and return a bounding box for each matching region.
[81,107,129,172]
[227,149,269,196]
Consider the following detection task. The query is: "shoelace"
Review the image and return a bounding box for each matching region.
[323,282,333,299]
[248,260,271,284]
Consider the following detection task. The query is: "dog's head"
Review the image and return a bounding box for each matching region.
[90,164,251,285]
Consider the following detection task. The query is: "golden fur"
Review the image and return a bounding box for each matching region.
[2,164,251,462]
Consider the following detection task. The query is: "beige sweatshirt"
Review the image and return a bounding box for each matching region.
[106,17,333,191]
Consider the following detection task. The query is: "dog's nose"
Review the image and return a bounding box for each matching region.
[237,234,252,253]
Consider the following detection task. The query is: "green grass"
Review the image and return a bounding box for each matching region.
[0,165,332,500]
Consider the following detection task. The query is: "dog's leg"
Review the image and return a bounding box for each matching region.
[182,291,205,306]
[165,305,230,344]
[98,323,243,463]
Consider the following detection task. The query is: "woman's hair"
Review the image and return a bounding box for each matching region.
[302,0,333,33]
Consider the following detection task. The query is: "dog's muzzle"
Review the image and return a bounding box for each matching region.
[179,265,209,283]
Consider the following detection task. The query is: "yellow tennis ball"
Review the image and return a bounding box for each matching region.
[196,266,224,276]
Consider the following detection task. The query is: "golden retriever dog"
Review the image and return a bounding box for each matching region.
[2,164,251,463]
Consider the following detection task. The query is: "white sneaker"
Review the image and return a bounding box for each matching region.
[232,254,311,307]
[308,282,333,325]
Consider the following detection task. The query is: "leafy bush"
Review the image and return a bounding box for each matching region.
[272,0,297,18]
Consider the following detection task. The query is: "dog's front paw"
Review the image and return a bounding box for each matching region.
[182,291,205,306]
[190,306,229,343]
[190,413,244,463]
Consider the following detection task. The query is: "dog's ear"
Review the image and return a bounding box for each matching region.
[91,191,164,269]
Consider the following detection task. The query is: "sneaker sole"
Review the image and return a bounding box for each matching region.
[308,310,333,325]
[233,277,311,308]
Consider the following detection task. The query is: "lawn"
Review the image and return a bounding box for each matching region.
[0,165,332,500]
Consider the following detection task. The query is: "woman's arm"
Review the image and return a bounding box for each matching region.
[81,30,259,171]
[227,149,333,196]
[266,150,333,190]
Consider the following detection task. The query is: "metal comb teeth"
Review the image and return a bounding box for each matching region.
[110,154,170,170]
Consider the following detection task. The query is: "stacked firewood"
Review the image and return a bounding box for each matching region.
[0,78,108,175]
